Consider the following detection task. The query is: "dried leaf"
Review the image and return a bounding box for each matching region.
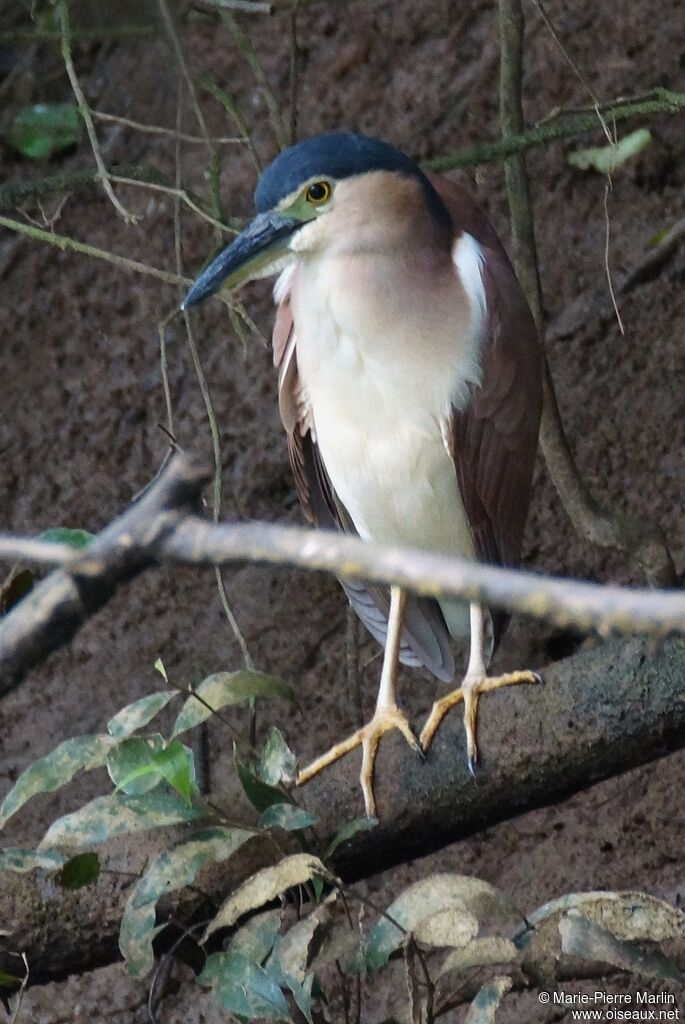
[228,908,283,963]
[437,937,519,980]
[568,129,652,174]
[198,951,290,1020]
[119,900,164,978]
[528,891,685,942]
[0,734,118,828]
[107,691,176,739]
[326,816,379,858]
[413,908,478,948]
[465,976,512,1023]
[259,804,316,832]
[39,790,205,849]
[259,726,297,785]
[203,853,328,941]
[172,671,294,737]
[0,847,67,873]
[270,905,329,983]
[559,913,685,986]
[366,874,518,971]
[119,826,252,976]
[131,826,253,908]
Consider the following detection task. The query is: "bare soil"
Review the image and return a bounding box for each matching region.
[0,0,684,1020]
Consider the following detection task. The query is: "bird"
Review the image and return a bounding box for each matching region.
[183,131,543,817]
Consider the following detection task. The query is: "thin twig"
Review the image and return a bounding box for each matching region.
[8,953,28,1024]
[288,2,300,145]
[110,175,237,234]
[91,109,243,145]
[56,0,136,224]
[218,8,288,150]
[496,0,675,588]
[0,215,188,287]
[199,72,262,173]
[424,87,685,172]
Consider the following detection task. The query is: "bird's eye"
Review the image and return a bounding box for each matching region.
[305,181,331,204]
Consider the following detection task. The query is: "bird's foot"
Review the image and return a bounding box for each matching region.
[419,669,542,773]
[296,704,421,817]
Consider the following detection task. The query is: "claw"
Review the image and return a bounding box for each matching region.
[297,705,421,817]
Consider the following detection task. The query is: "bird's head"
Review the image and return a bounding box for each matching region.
[182,131,449,308]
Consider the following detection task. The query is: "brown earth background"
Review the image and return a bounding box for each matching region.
[0,0,684,1019]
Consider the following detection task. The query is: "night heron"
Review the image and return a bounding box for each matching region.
[183,132,543,816]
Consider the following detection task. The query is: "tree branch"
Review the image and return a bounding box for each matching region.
[497,0,676,588]
[425,87,685,172]
[0,452,684,698]
[2,629,685,984]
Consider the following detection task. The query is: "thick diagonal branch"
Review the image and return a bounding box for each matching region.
[1,632,685,986]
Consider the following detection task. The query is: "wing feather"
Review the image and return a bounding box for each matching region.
[430,175,543,640]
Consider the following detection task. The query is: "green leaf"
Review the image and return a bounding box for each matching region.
[325,816,378,859]
[107,690,176,739]
[567,128,652,174]
[37,526,94,548]
[465,976,512,1023]
[108,737,197,804]
[107,735,165,796]
[0,734,118,828]
[153,739,197,804]
[365,874,519,972]
[154,657,168,682]
[10,103,80,160]
[119,826,252,976]
[0,847,67,873]
[39,790,205,849]
[259,726,297,785]
[131,826,253,909]
[172,671,294,737]
[119,900,164,978]
[198,951,290,1020]
[235,751,291,813]
[57,851,100,889]
[0,970,22,991]
[259,804,316,832]
[204,853,327,941]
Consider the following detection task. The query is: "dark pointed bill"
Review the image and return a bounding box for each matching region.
[181,211,300,309]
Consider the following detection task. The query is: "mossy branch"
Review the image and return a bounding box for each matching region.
[425,87,685,172]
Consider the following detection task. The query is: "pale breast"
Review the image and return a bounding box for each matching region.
[289,248,481,564]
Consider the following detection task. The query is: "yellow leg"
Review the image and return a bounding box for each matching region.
[420,603,542,772]
[297,586,421,817]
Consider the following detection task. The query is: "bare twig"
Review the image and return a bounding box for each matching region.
[497,0,676,587]
[217,8,288,150]
[91,109,243,145]
[0,215,188,288]
[199,72,263,173]
[56,0,136,224]
[548,212,685,339]
[424,87,685,172]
